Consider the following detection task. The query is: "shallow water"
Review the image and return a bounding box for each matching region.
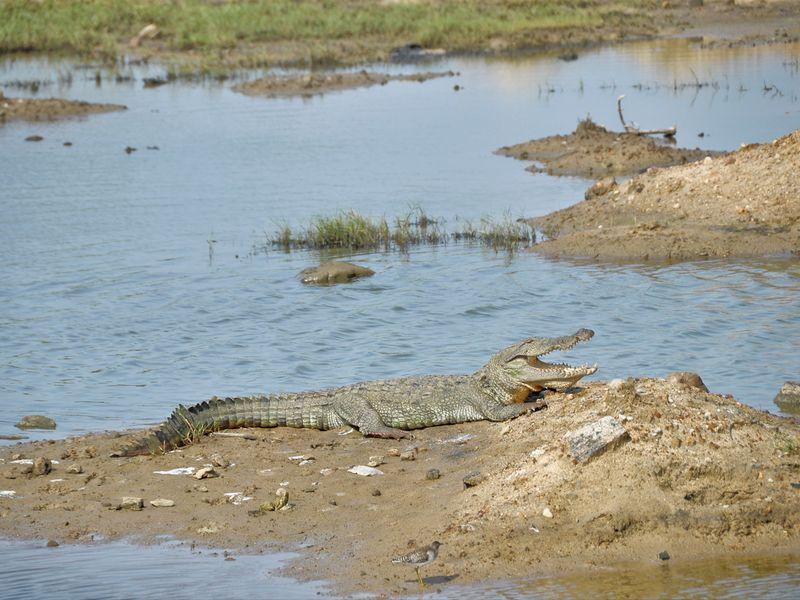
[1,38,799,597]
[0,538,323,599]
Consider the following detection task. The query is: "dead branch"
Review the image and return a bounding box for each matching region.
[616,95,676,138]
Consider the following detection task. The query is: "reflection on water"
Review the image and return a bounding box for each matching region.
[436,554,800,599]
[0,36,799,599]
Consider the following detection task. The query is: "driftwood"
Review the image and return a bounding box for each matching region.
[617,95,676,138]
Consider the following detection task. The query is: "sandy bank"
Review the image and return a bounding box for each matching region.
[2,377,799,596]
[525,129,800,261]
[0,92,126,123]
[233,70,455,98]
[497,119,714,178]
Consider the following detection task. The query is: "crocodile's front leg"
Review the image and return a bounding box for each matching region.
[332,398,410,439]
[469,395,547,422]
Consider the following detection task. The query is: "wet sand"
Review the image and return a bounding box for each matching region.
[525,129,800,261]
[2,377,799,596]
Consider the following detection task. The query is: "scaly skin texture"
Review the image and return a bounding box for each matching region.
[112,329,597,456]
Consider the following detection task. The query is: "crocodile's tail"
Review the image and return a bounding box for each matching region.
[110,395,276,457]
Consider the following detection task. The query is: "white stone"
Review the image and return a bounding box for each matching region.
[542,507,554,519]
[347,465,384,476]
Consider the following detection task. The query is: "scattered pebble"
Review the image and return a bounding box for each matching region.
[120,497,144,511]
[259,488,289,512]
[400,449,417,461]
[367,456,385,468]
[67,464,83,474]
[210,453,229,468]
[565,416,630,463]
[425,468,441,481]
[149,498,175,508]
[462,471,485,489]
[371,489,382,497]
[197,522,221,534]
[542,507,554,519]
[658,550,671,561]
[194,466,219,480]
[0,491,17,499]
[32,457,52,476]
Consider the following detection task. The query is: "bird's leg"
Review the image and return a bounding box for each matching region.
[416,566,425,588]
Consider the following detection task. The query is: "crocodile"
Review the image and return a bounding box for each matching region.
[111,329,597,456]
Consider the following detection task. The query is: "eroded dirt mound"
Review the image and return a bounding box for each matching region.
[496,119,714,178]
[0,92,126,122]
[526,129,800,260]
[233,69,455,98]
[1,378,798,596]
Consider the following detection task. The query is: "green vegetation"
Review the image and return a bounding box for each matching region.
[0,1,654,68]
[263,207,534,253]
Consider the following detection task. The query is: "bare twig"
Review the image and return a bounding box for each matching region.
[616,95,676,138]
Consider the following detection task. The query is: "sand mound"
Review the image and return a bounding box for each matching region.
[526,129,800,260]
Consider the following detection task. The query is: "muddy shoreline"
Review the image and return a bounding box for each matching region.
[0,92,126,123]
[497,119,714,179]
[233,70,456,98]
[2,378,799,597]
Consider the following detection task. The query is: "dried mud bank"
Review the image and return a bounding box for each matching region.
[0,91,126,123]
[497,119,714,178]
[2,378,799,596]
[526,129,800,261]
[233,70,455,98]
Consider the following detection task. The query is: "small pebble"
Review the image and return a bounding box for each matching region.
[426,469,441,481]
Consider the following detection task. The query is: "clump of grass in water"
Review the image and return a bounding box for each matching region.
[270,209,532,252]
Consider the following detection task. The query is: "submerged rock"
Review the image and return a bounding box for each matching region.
[775,381,800,413]
[565,416,630,463]
[299,261,375,285]
[15,415,56,430]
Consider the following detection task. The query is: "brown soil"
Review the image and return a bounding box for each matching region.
[233,70,455,98]
[0,92,126,122]
[2,378,799,596]
[496,119,715,179]
[526,129,800,261]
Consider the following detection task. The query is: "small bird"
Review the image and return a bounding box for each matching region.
[392,541,441,588]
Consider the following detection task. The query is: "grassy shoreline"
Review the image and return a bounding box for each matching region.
[0,0,744,72]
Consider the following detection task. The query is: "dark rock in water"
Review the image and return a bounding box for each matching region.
[774,381,800,414]
[658,550,671,561]
[25,135,44,142]
[299,261,375,285]
[558,52,579,62]
[143,77,169,88]
[15,415,57,430]
[124,146,137,154]
[390,43,446,61]
[0,434,28,440]
[565,416,630,463]
[667,371,709,392]
[46,540,59,548]
[462,471,485,489]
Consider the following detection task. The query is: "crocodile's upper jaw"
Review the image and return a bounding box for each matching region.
[485,328,598,398]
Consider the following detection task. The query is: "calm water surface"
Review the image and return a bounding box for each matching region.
[1,38,799,597]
